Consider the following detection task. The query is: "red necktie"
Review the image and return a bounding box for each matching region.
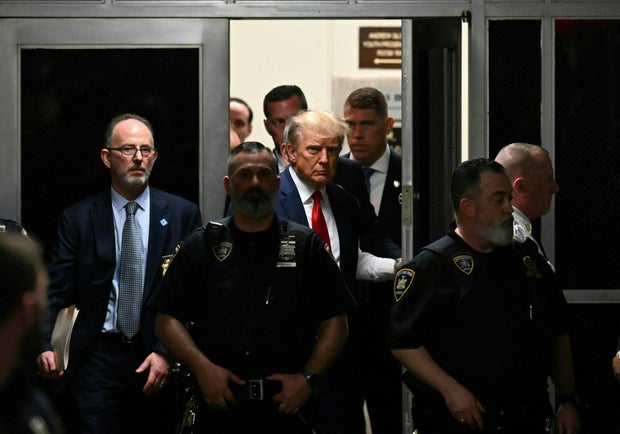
[311,190,331,247]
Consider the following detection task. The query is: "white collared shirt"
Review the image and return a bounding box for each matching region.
[350,145,390,216]
[289,167,395,282]
[103,187,150,332]
[276,151,288,173]
[512,206,555,272]
[289,167,341,265]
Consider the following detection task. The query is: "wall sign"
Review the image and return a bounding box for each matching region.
[359,27,402,69]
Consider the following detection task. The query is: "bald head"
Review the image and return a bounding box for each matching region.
[495,142,559,220]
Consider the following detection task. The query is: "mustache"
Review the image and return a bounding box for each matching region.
[242,187,270,199]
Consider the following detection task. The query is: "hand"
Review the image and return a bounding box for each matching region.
[556,401,581,434]
[267,372,312,414]
[195,361,245,410]
[444,383,486,430]
[137,352,170,395]
[36,351,64,379]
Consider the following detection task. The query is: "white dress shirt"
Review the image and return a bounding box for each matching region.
[288,167,394,281]
[289,168,341,265]
[350,144,390,216]
[512,206,555,272]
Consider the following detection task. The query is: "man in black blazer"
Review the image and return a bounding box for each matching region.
[37,113,202,434]
[275,110,398,434]
[343,87,403,434]
[263,84,400,260]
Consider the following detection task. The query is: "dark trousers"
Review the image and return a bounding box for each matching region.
[412,401,552,434]
[66,333,176,434]
[356,284,403,434]
[192,398,313,434]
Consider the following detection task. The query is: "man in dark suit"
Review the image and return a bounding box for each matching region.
[37,113,202,434]
[263,84,400,259]
[275,109,398,434]
[342,87,403,434]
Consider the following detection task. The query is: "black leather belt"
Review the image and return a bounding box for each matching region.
[100,332,139,344]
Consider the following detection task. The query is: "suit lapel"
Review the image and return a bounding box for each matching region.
[327,184,351,256]
[90,192,115,267]
[380,152,401,216]
[145,188,168,297]
[277,169,309,226]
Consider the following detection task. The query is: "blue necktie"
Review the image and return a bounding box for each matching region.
[362,167,375,193]
[118,201,143,339]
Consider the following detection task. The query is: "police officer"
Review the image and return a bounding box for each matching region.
[0,232,65,434]
[150,142,354,434]
[390,158,570,434]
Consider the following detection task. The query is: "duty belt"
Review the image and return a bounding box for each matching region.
[235,379,281,401]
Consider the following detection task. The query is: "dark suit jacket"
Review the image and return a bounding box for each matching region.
[333,157,401,257]
[43,187,202,383]
[376,150,402,247]
[274,168,359,290]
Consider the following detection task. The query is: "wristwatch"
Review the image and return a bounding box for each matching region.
[301,367,321,395]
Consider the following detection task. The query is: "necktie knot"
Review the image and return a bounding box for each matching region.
[125,201,138,217]
[312,190,322,203]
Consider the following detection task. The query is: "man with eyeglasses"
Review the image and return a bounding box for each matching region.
[37,113,202,434]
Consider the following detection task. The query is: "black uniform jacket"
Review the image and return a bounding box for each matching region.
[150,216,355,379]
[390,228,568,405]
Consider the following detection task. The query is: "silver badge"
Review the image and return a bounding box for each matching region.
[277,237,296,268]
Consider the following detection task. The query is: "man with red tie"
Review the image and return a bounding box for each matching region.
[274,110,397,434]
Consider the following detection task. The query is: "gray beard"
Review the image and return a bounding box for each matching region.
[231,191,274,219]
[482,218,514,247]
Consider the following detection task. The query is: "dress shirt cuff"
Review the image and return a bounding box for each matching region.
[356,249,396,282]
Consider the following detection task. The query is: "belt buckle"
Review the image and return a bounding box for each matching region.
[248,379,264,400]
[121,334,134,344]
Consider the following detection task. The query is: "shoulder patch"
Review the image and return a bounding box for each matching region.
[161,244,180,276]
[453,255,474,275]
[213,242,233,262]
[394,268,415,302]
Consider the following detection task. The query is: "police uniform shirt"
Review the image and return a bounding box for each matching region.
[150,217,354,379]
[389,227,566,404]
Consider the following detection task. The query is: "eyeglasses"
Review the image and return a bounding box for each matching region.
[107,145,156,158]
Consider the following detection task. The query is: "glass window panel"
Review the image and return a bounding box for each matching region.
[21,48,199,255]
[488,20,542,158]
[555,20,620,290]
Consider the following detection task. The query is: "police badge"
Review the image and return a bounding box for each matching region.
[522,255,541,278]
[161,245,180,276]
[213,242,233,262]
[277,236,296,268]
[453,255,474,275]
